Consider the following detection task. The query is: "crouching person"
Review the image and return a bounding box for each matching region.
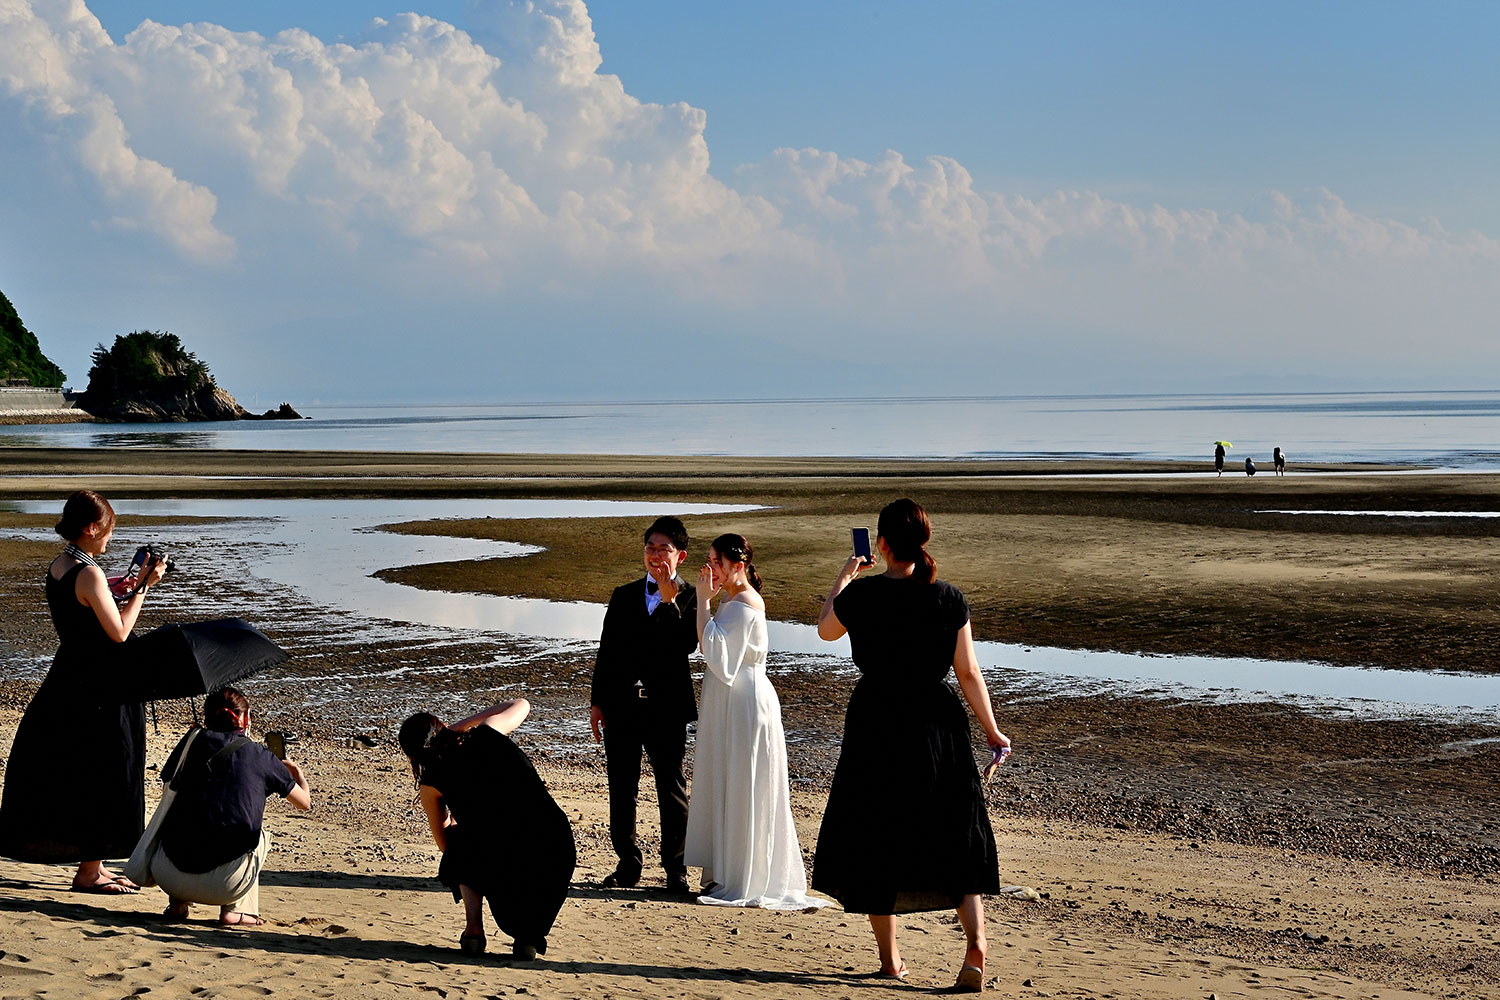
[154,687,311,926]
[399,698,576,960]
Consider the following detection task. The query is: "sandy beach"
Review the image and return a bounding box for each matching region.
[1,447,1496,999]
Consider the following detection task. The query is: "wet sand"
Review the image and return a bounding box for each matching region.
[0,447,1497,998]
[3,445,1497,672]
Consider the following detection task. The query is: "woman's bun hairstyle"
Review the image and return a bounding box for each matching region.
[711,532,762,592]
[877,498,937,584]
[55,490,115,541]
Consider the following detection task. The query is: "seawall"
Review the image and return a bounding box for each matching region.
[0,386,90,423]
[0,387,70,412]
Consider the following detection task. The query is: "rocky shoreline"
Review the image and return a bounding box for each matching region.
[0,409,91,424]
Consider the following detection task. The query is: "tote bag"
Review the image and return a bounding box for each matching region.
[123,728,202,888]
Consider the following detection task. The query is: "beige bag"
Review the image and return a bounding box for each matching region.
[123,728,202,888]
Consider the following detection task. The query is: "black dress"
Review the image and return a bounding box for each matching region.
[423,726,576,953]
[0,563,146,863]
[811,575,999,914]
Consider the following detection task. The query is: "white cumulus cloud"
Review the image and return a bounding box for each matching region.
[0,0,1496,397]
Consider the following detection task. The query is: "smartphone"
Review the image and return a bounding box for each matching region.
[265,731,287,760]
[851,527,874,566]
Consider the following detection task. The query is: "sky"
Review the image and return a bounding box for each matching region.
[1,0,1497,404]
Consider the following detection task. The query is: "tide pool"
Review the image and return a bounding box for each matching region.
[4,496,1495,723]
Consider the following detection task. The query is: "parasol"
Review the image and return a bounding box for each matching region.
[128,618,290,700]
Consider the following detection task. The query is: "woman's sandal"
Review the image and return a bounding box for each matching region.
[218,912,265,927]
[459,931,487,956]
[954,964,984,992]
[875,962,908,980]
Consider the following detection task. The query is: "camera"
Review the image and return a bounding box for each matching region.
[132,544,178,574]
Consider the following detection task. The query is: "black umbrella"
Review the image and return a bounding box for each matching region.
[127,618,290,700]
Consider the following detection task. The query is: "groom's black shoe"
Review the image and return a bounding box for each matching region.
[664,873,692,895]
[600,870,639,890]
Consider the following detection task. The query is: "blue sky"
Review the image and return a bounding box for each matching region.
[3,1,1497,402]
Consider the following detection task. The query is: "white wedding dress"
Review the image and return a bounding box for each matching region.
[685,599,828,910]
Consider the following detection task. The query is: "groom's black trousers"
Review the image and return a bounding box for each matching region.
[603,716,689,880]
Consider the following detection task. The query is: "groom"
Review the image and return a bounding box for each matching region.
[589,515,699,893]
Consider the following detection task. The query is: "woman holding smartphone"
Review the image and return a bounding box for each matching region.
[813,498,1010,992]
[154,687,311,926]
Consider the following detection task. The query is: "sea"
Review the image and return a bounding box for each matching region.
[2,389,1498,723]
[2,389,1499,466]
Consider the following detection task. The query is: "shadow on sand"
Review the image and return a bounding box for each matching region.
[0,892,918,991]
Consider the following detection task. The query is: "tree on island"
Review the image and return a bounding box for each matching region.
[76,330,300,422]
[0,289,66,387]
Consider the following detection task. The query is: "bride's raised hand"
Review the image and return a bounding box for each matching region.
[697,561,720,598]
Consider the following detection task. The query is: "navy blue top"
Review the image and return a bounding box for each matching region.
[159,729,295,873]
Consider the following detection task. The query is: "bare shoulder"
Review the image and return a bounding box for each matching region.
[726,592,766,614]
[72,562,107,589]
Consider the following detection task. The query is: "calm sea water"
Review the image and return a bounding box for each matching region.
[3,390,1499,466]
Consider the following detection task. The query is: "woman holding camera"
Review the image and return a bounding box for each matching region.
[154,687,311,926]
[812,498,1010,992]
[0,490,168,893]
[399,699,576,960]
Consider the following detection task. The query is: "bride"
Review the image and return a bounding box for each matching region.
[685,533,827,910]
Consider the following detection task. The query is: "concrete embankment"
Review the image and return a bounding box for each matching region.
[0,387,89,422]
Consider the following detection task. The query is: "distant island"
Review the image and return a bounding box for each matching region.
[75,330,302,422]
[1,286,301,423]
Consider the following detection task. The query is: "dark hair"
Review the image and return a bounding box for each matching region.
[643,515,689,551]
[399,711,457,786]
[204,687,251,732]
[877,498,937,584]
[55,490,115,541]
[711,532,763,592]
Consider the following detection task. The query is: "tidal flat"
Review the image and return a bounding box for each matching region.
[0,446,1495,998]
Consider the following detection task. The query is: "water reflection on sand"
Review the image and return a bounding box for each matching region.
[3,496,1496,723]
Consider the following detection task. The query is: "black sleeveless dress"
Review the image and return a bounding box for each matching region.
[811,575,999,914]
[0,563,146,862]
[422,726,576,954]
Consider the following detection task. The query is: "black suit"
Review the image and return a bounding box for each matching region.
[591,577,699,880]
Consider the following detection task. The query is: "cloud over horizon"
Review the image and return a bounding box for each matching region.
[2,0,1496,398]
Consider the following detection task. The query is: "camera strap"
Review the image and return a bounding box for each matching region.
[62,544,99,569]
[114,579,147,604]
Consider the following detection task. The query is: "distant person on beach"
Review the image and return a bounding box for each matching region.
[1274,447,1286,475]
[400,699,575,960]
[1215,443,1226,476]
[813,498,1010,992]
[1245,457,1256,476]
[589,516,699,894]
[0,490,168,894]
[685,533,827,910]
[152,687,311,927]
